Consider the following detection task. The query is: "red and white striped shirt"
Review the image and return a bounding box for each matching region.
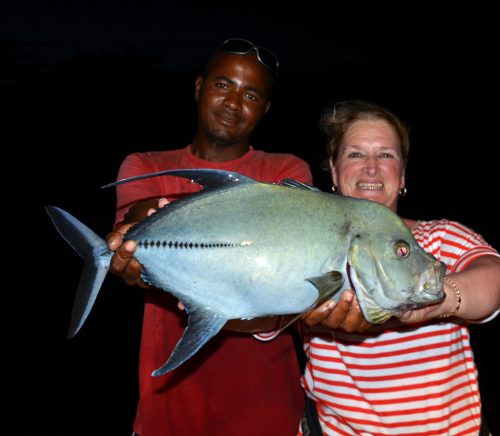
[299,219,499,436]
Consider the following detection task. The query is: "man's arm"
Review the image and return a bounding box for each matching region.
[224,290,371,334]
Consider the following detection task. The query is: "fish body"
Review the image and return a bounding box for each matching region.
[46,169,445,376]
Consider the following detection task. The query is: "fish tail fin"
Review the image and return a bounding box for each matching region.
[45,206,112,338]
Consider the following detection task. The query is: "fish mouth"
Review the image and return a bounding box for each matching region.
[414,261,446,303]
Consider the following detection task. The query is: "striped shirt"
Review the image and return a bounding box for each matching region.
[299,219,498,436]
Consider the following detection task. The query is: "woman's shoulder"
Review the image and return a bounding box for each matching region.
[412,218,495,251]
[413,218,475,235]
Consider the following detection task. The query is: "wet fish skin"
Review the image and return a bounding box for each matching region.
[46,169,445,376]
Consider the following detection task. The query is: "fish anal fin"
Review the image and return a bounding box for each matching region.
[151,309,227,376]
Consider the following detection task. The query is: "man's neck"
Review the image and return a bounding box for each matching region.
[190,140,250,162]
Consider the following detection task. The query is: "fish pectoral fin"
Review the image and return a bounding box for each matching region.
[274,313,305,336]
[151,309,227,376]
[274,272,345,337]
[306,271,345,301]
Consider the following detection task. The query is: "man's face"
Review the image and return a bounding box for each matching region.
[194,52,272,147]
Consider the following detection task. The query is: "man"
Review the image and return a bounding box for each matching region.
[107,38,312,436]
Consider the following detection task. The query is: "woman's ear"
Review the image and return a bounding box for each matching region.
[400,166,406,191]
[329,157,338,186]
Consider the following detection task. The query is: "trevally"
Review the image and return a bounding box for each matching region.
[45,169,446,376]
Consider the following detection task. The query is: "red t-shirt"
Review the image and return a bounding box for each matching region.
[115,145,313,436]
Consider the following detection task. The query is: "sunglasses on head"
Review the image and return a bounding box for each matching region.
[221,38,279,76]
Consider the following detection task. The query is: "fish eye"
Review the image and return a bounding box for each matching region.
[395,241,410,257]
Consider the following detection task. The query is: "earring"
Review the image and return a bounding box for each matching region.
[331,185,338,193]
[399,187,407,197]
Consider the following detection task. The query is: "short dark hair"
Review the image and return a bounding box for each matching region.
[201,48,277,89]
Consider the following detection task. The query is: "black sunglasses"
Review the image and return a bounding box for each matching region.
[221,38,279,76]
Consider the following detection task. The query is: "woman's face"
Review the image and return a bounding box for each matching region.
[330,119,406,212]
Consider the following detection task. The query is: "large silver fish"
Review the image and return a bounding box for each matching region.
[46,169,446,376]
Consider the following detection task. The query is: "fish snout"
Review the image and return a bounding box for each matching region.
[420,261,446,301]
[437,261,447,281]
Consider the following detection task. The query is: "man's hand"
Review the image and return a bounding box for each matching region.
[223,291,372,335]
[301,290,372,333]
[107,226,149,288]
[106,197,169,289]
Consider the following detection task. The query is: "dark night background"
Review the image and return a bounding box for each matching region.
[4,1,498,435]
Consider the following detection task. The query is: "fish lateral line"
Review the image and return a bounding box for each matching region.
[136,239,255,249]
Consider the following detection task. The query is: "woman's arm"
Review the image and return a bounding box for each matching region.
[400,255,500,323]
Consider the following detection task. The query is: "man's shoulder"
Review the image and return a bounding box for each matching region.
[251,148,291,157]
[127,147,187,160]
[246,149,312,184]
[251,148,306,162]
[122,147,188,166]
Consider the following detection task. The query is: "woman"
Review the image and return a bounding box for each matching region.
[299,100,500,435]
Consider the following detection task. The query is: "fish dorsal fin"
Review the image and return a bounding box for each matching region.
[151,307,228,376]
[102,168,257,191]
[280,178,320,191]
[120,170,259,240]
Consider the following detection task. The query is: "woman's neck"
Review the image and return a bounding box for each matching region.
[402,218,419,230]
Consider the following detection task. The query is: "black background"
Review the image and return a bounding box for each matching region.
[4,2,498,435]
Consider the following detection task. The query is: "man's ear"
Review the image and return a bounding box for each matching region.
[194,75,203,102]
[264,101,271,114]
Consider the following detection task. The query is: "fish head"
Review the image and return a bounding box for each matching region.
[346,224,446,324]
